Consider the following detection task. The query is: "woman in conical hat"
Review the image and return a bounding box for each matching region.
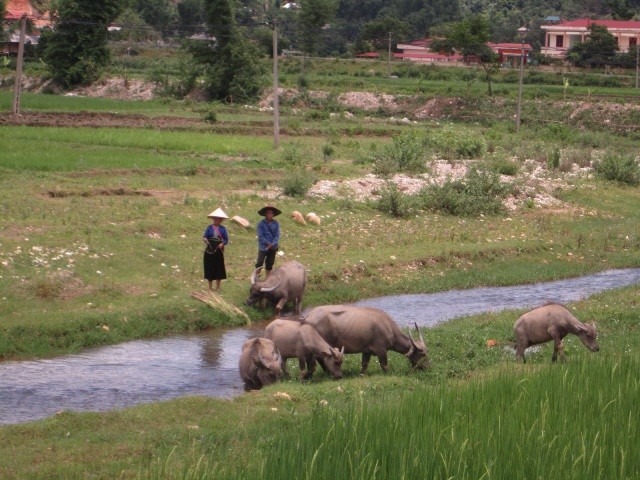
[254,205,281,277]
[203,208,229,291]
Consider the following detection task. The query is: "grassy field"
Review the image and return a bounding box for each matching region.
[0,62,639,478]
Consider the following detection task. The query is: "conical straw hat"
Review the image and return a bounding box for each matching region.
[207,208,228,219]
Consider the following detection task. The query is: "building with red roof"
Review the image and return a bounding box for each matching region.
[541,19,640,58]
[4,0,50,27]
[2,0,51,54]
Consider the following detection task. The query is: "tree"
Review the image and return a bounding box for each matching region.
[430,15,498,95]
[39,0,126,88]
[566,23,619,68]
[197,0,268,103]
[0,0,6,42]
[361,17,411,51]
[297,0,339,56]
[135,0,176,37]
[176,0,204,36]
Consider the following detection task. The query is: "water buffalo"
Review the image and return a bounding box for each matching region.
[246,260,307,315]
[238,337,283,391]
[304,305,430,374]
[264,319,344,380]
[513,303,599,363]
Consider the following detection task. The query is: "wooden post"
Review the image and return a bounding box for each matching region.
[272,18,280,149]
[387,31,391,77]
[12,15,27,115]
[636,43,640,88]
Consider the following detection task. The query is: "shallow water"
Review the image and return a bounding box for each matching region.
[1,268,638,425]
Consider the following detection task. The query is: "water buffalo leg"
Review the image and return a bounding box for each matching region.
[360,353,372,375]
[555,340,566,363]
[316,356,328,372]
[377,353,389,373]
[298,357,312,380]
[306,356,317,376]
[549,328,564,362]
[515,341,527,363]
[281,358,290,378]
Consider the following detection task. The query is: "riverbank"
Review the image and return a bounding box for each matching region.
[1,285,638,478]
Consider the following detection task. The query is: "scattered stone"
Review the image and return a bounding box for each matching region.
[231,215,251,228]
[305,212,321,225]
[291,211,306,225]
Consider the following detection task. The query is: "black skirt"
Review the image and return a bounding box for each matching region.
[203,248,226,281]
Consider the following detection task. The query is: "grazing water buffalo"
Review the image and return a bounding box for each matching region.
[304,305,430,374]
[514,303,599,363]
[238,337,283,391]
[264,319,344,380]
[246,261,307,315]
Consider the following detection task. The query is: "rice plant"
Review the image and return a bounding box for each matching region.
[221,356,640,480]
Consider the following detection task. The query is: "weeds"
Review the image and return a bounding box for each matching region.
[547,145,561,169]
[372,130,427,175]
[593,154,640,186]
[375,181,414,217]
[417,167,513,216]
[282,169,316,197]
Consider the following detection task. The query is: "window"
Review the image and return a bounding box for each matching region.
[556,35,564,48]
[630,38,637,47]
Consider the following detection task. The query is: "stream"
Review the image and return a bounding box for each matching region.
[1,268,639,426]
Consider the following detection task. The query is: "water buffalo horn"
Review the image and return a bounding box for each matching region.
[251,267,262,285]
[260,281,281,293]
[414,322,425,343]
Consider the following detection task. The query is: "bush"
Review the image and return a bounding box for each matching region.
[593,154,640,186]
[424,129,486,160]
[372,130,427,175]
[375,181,414,218]
[203,111,217,123]
[417,167,512,217]
[282,169,316,197]
[148,54,200,99]
[547,146,561,169]
[486,156,519,176]
[280,143,306,168]
[322,144,335,161]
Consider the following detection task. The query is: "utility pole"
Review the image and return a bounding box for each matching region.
[515,26,528,131]
[387,32,391,77]
[636,44,640,88]
[12,15,27,115]
[272,15,280,148]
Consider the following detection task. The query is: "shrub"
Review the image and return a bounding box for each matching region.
[306,109,330,120]
[203,111,217,123]
[322,144,335,161]
[280,143,306,168]
[282,169,316,197]
[417,167,513,217]
[547,146,561,169]
[593,154,640,186]
[375,181,414,218]
[423,129,486,160]
[486,156,519,176]
[372,130,427,175]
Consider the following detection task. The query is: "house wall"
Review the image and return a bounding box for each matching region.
[542,23,640,57]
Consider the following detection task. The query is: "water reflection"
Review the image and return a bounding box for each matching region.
[1,268,638,425]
